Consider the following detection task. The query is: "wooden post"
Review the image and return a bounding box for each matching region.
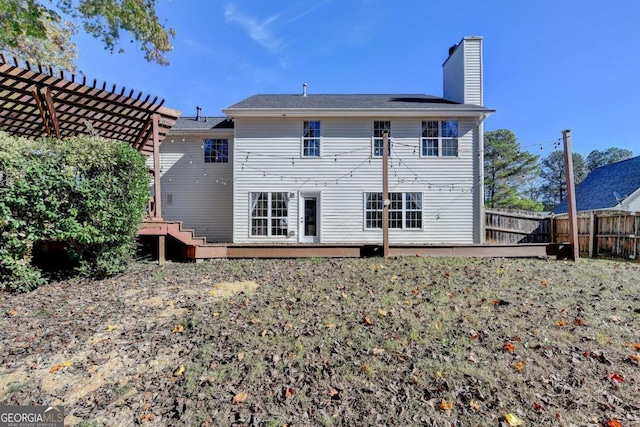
[382,130,390,258]
[152,113,162,219]
[562,129,579,260]
[158,235,166,266]
[588,211,599,258]
[549,214,555,243]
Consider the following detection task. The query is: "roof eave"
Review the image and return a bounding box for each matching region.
[222,107,496,119]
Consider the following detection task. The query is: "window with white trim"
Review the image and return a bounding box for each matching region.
[372,121,391,157]
[204,139,229,163]
[250,192,289,237]
[364,192,422,229]
[421,120,458,157]
[302,121,321,157]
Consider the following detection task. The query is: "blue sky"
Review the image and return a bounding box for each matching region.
[72,0,640,158]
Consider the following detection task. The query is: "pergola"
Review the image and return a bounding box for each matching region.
[0,54,181,219]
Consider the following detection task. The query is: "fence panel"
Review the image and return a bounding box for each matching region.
[485,209,551,244]
[553,211,640,259]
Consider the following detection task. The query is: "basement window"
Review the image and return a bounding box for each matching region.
[204,139,229,163]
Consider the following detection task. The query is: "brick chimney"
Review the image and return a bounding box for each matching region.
[442,36,483,106]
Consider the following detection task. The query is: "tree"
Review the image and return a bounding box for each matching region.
[484,129,541,210]
[0,12,78,72]
[538,150,587,210]
[586,147,633,173]
[0,0,174,70]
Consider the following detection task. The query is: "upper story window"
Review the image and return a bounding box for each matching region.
[302,121,321,157]
[421,120,459,157]
[204,139,229,163]
[373,121,391,157]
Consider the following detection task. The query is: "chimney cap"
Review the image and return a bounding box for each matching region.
[302,83,307,97]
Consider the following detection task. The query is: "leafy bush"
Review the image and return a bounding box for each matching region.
[0,131,150,291]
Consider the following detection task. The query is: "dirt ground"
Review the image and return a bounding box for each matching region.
[1,256,639,426]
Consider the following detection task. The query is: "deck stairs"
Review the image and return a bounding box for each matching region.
[139,220,227,260]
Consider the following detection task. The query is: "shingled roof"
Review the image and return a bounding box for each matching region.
[554,156,640,214]
[224,94,495,117]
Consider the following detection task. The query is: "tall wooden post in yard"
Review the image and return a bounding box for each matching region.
[382,130,390,258]
[152,113,166,265]
[562,129,579,260]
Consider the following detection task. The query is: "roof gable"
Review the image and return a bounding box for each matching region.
[554,156,640,213]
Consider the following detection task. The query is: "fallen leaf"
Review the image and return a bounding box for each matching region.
[514,361,526,371]
[609,315,622,323]
[261,329,268,336]
[172,325,184,334]
[608,373,624,383]
[378,309,388,317]
[374,264,386,271]
[50,364,62,373]
[434,321,442,329]
[469,400,480,411]
[360,363,368,372]
[363,316,373,325]
[505,413,525,426]
[438,399,453,411]
[532,402,545,412]
[605,419,623,427]
[329,388,339,397]
[627,354,640,363]
[61,360,72,367]
[237,352,245,361]
[8,309,17,316]
[212,312,220,317]
[174,365,185,376]
[504,342,515,352]
[634,343,640,350]
[326,323,336,329]
[556,320,566,327]
[372,348,384,355]
[232,392,248,404]
[284,387,295,399]
[105,325,117,332]
[140,413,155,423]
[574,318,585,326]
[411,287,420,295]
[540,280,548,287]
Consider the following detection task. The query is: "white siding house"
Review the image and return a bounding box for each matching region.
[162,36,494,245]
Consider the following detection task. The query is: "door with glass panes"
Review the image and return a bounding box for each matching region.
[299,193,320,243]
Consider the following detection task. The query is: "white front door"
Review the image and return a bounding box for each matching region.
[299,192,320,243]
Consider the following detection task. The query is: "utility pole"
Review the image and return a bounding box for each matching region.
[562,129,579,261]
[382,130,390,258]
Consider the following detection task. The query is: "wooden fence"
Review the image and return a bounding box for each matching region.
[486,209,640,259]
[485,209,551,244]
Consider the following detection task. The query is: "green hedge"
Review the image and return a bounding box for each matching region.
[0,131,150,292]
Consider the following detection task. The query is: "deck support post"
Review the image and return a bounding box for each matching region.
[562,129,579,260]
[382,130,390,258]
[158,235,166,265]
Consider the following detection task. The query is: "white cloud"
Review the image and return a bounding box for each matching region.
[224,3,286,54]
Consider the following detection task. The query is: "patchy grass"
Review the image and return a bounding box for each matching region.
[1,257,639,426]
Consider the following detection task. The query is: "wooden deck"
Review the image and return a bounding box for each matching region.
[139,220,565,263]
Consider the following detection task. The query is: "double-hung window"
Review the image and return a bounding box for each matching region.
[421,120,459,157]
[372,121,391,157]
[250,192,289,237]
[302,121,321,157]
[204,139,229,163]
[364,192,422,229]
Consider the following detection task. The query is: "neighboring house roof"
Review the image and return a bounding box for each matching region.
[172,116,233,130]
[553,156,640,214]
[224,94,495,117]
